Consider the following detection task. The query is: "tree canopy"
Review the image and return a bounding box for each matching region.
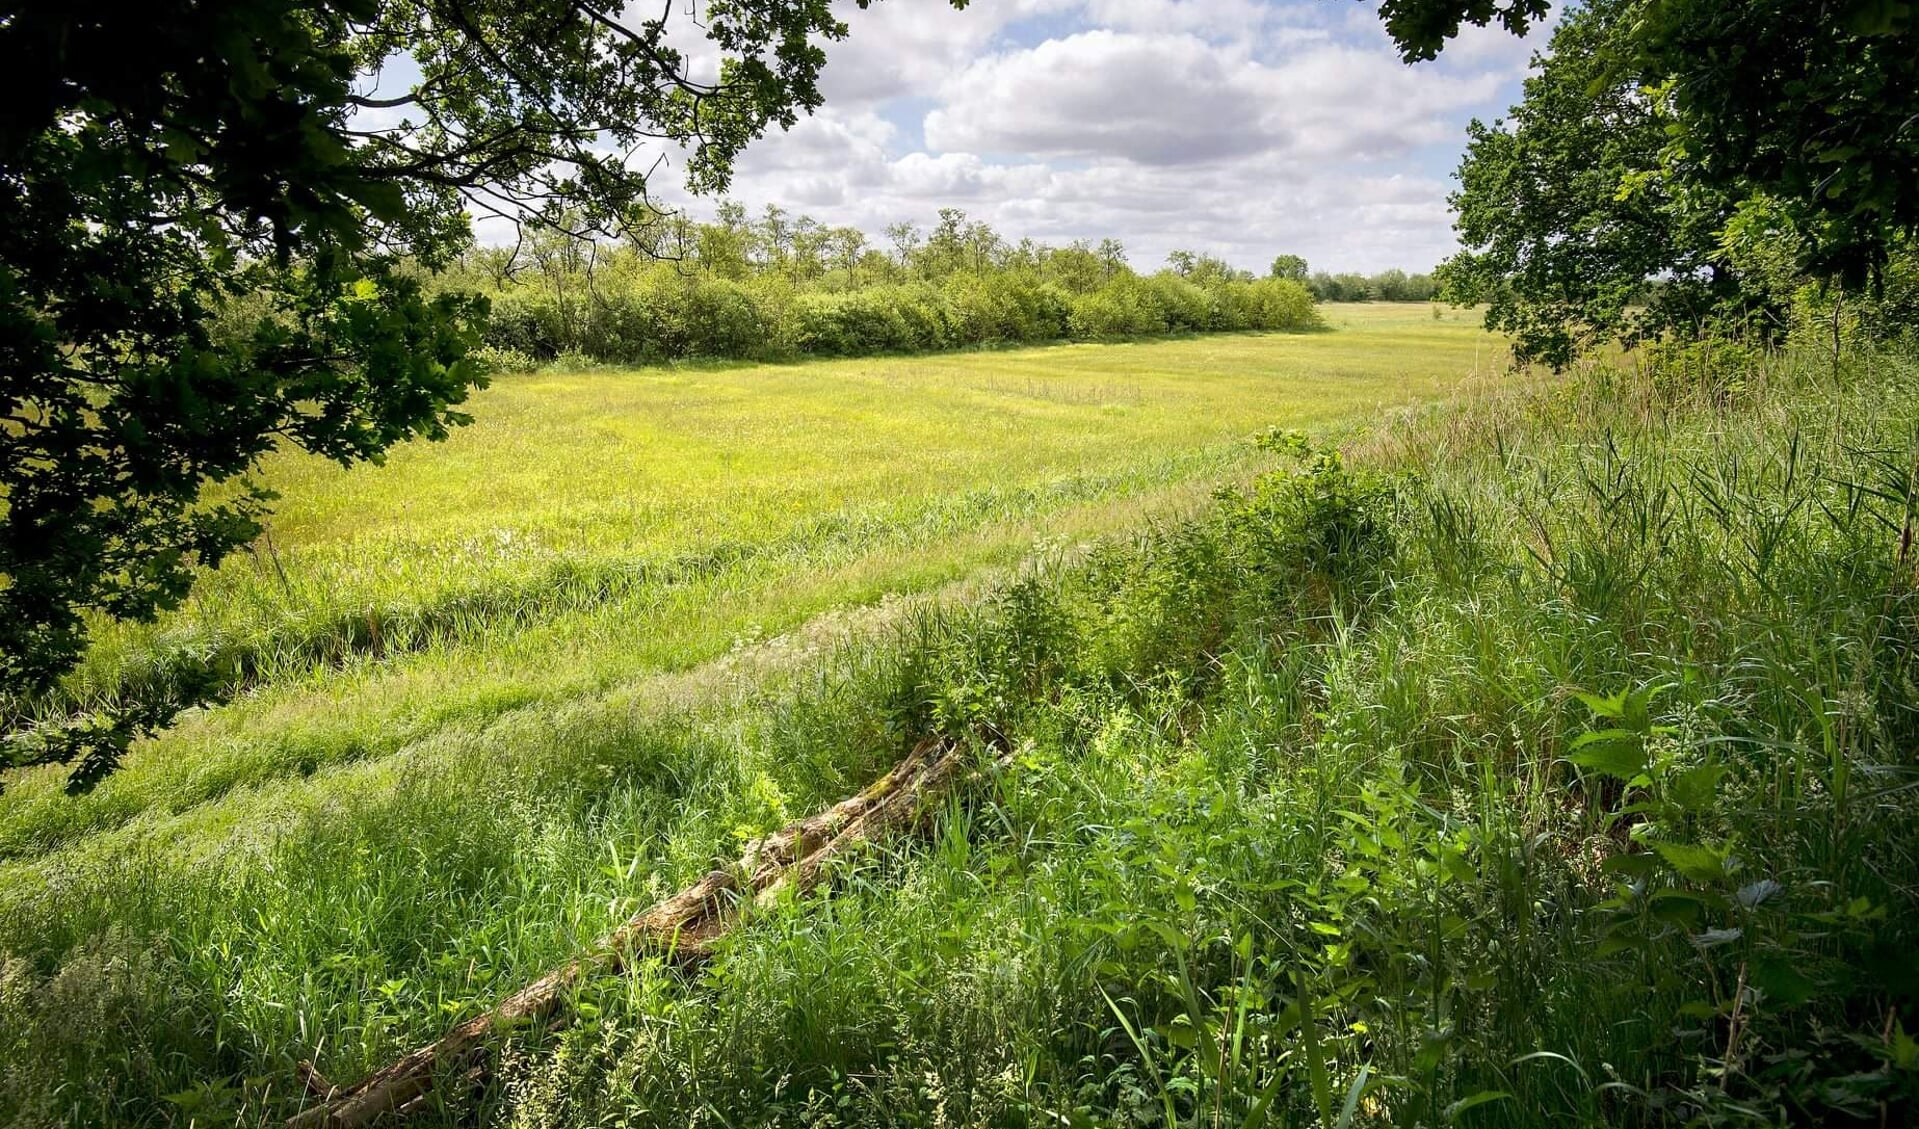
[1420,0,1916,364]
[1373,0,1553,62]
[1436,0,1767,366]
[1631,0,1919,286]
[1268,255,1308,282]
[0,0,932,788]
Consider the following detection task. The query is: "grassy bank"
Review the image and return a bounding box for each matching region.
[0,309,1501,1127]
[0,309,1479,869]
[461,339,1915,1128]
[15,314,1908,1128]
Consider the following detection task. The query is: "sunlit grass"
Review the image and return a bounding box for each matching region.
[6,308,1489,863]
[10,310,1912,1129]
[1,306,1569,1129]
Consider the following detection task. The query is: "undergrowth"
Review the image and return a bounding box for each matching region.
[3,337,1917,1127]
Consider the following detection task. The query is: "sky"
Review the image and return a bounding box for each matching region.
[645,0,1547,276]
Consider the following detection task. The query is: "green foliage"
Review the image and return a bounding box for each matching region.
[787,288,933,356]
[1268,254,1309,282]
[1419,0,1919,365]
[1630,0,1919,286]
[1222,278,1322,331]
[470,235,1323,363]
[469,206,1332,363]
[1230,429,1400,599]
[1070,274,1173,339]
[941,272,1073,346]
[1303,269,1438,303]
[0,0,884,786]
[1145,274,1215,333]
[6,325,1918,1128]
[1374,0,1552,62]
[1438,0,1785,368]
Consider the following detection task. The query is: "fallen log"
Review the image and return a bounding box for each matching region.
[288,736,997,1129]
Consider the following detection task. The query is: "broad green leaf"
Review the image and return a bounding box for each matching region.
[1649,889,1707,926]
[1572,688,1626,719]
[1621,685,1654,732]
[1595,932,1642,958]
[1654,841,1729,883]
[339,177,409,222]
[1568,731,1647,780]
[1751,956,1819,1006]
[1668,763,1728,811]
[1601,851,1657,878]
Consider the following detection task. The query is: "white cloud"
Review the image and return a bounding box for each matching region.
[502,0,1540,273]
[923,30,1499,166]
[1078,0,1276,39]
[708,129,1466,273]
[815,0,1065,105]
[926,32,1273,164]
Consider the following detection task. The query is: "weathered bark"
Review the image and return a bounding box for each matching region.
[287,736,993,1129]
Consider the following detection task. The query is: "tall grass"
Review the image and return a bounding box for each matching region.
[9,317,1912,1127]
[443,340,1914,1129]
[2,311,1477,863]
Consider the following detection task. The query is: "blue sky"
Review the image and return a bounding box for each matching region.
[653,0,1546,274]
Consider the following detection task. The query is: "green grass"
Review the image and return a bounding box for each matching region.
[16,310,1909,1129]
[453,337,1914,1129]
[2,307,1486,867]
[0,307,1502,1127]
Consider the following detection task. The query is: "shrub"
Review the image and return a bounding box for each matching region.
[1146,273,1214,332]
[1069,275,1171,338]
[483,291,567,359]
[579,279,662,363]
[678,275,772,358]
[480,254,1319,364]
[789,287,948,355]
[1248,277,1321,330]
[469,344,542,375]
[892,283,954,351]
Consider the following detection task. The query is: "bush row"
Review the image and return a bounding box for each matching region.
[481,270,1320,364]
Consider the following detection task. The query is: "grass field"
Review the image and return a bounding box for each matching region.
[2,306,1489,867]
[0,306,1512,1125]
[6,307,1916,1128]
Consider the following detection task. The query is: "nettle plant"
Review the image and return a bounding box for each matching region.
[1239,430,1400,583]
[1571,682,1919,1121]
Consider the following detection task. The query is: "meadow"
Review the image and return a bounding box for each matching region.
[8,304,1914,1128]
[2,307,1482,865]
[0,307,1503,1124]
[8,0,1916,1122]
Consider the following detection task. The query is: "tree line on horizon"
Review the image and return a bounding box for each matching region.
[1267,254,1441,303]
[445,206,1364,366]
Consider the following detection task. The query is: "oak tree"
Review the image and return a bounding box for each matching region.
[1435,0,1784,367]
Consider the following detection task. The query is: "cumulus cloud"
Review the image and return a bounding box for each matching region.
[548,0,1546,272]
[923,30,1499,166]
[1079,0,1279,40]
[926,32,1273,164]
[815,0,1068,105]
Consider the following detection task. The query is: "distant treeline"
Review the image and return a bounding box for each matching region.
[442,207,1347,367]
[1265,255,1440,303]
